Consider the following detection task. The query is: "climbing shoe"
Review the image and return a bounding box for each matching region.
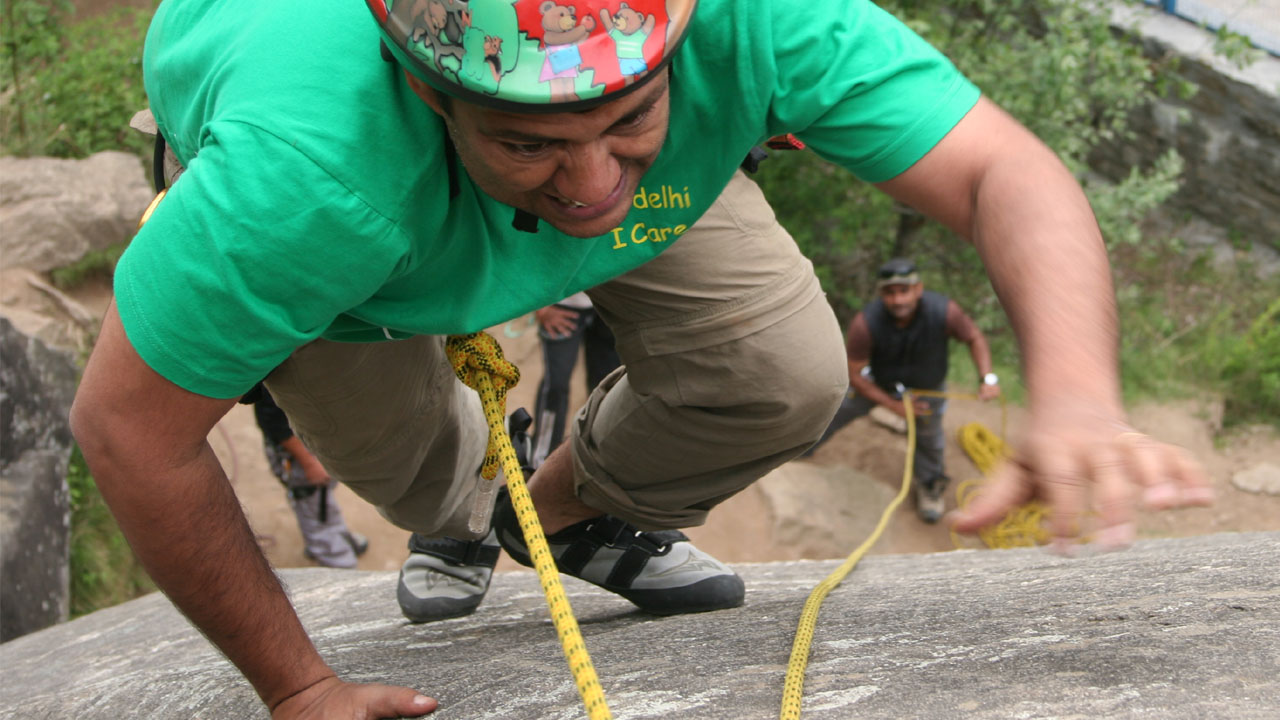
[915,474,949,524]
[493,491,745,615]
[396,531,501,623]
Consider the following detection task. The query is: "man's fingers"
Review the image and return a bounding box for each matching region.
[947,459,1034,533]
[360,686,437,718]
[1169,444,1215,506]
[1115,432,1176,508]
[1039,452,1090,550]
[1087,445,1135,548]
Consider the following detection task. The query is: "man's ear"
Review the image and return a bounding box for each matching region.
[405,71,449,117]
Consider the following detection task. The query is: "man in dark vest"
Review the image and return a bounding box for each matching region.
[804,258,1000,522]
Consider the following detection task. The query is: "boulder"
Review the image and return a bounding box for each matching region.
[1232,462,1280,496]
[0,151,152,273]
[0,315,78,642]
[1,532,1275,718]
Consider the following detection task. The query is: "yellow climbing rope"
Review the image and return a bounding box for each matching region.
[778,394,919,720]
[446,332,612,720]
[781,388,1059,719]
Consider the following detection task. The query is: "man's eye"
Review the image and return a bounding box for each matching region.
[505,141,550,157]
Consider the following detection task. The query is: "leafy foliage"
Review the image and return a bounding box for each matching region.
[1,0,152,158]
[754,0,1277,424]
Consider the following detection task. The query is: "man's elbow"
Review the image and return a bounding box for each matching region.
[70,385,123,476]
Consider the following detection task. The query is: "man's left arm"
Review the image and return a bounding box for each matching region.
[944,300,999,401]
[877,97,1212,548]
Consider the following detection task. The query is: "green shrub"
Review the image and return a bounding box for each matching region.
[1205,298,1280,428]
[751,0,1280,422]
[1,0,153,158]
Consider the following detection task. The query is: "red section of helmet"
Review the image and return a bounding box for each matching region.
[513,0,670,95]
[365,0,388,24]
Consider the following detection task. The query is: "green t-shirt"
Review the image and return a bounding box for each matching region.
[118,0,979,398]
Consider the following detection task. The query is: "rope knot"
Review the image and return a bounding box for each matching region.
[446,332,520,480]
[446,332,521,392]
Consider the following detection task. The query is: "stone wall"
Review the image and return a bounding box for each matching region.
[1090,2,1280,251]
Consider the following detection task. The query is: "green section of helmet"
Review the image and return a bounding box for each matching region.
[382,0,605,108]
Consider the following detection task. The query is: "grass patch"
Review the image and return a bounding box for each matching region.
[67,446,154,617]
[49,242,127,290]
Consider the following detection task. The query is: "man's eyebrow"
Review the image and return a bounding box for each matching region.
[610,86,663,129]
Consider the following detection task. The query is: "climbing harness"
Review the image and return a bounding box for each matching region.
[446,332,613,720]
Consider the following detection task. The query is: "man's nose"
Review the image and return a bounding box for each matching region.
[552,141,621,205]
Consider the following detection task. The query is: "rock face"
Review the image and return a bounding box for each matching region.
[0,151,152,272]
[0,316,78,642]
[1,532,1276,718]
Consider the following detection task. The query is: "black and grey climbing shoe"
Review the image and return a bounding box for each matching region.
[493,491,745,615]
[396,531,501,623]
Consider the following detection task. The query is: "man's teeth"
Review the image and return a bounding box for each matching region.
[557,197,589,208]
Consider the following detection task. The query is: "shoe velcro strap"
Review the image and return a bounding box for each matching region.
[585,516,633,547]
[409,535,500,567]
[554,517,638,576]
[605,544,653,589]
[555,534,602,576]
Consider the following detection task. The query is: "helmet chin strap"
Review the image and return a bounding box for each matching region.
[512,208,540,233]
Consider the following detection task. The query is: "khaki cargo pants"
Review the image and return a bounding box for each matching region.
[264,170,848,538]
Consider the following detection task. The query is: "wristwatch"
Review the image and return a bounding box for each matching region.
[982,373,999,386]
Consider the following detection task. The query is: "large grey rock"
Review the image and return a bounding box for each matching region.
[0,315,77,642]
[0,151,152,273]
[1,532,1276,718]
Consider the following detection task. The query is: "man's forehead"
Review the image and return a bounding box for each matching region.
[471,72,670,138]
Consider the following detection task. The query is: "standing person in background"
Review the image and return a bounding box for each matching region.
[532,293,622,467]
[250,387,369,568]
[804,258,1001,523]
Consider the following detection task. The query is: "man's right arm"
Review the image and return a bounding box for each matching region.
[70,301,337,708]
[70,302,434,718]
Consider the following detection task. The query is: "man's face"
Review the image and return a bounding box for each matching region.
[407,72,670,238]
[879,282,924,323]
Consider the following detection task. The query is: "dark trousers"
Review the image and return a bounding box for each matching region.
[531,306,621,467]
[803,388,947,484]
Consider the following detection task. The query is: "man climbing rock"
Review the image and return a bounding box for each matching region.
[70,0,1212,717]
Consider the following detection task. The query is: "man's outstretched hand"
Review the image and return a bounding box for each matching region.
[271,676,437,719]
[948,398,1214,549]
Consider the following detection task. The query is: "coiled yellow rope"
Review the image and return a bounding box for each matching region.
[778,395,919,720]
[951,421,1050,549]
[905,390,1051,549]
[446,332,612,720]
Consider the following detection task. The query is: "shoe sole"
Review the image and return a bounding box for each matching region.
[396,572,486,623]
